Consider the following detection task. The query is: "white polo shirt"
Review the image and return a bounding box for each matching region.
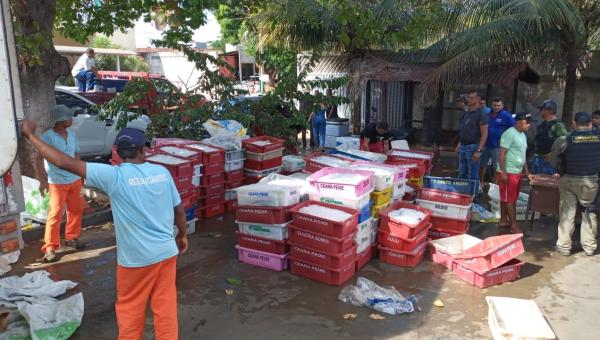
[71,53,96,77]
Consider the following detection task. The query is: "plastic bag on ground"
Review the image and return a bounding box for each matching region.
[22,176,49,222]
[338,277,416,315]
[17,293,84,340]
[471,204,498,223]
[203,119,247,138]
[0,271,77,302]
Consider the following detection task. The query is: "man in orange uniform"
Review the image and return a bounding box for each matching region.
[40,105,84,262]
[21,119,188,340]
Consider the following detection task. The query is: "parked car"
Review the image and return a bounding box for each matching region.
[54,86,148,159]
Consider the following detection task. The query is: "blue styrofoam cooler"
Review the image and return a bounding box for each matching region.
[326,121,350,137]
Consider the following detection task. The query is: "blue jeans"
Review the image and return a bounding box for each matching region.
[480,147,499,171]
[458,144,481,192]
[75,70,96,92]
[312,118,326,148]
[530,156,556,175]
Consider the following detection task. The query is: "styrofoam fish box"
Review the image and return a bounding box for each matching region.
[236,183,301,207]
[237,220,291,241]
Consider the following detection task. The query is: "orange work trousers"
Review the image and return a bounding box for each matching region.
[43,179,83,252]
[116,256,178,340]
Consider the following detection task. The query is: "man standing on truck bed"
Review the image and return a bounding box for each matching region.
[21,120,188,339]
[71,48,99,92]
[40,105,84,263]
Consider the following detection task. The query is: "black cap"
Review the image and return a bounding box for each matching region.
[539,100,557,112]
[574,112,592,124]
[515,112,534,123]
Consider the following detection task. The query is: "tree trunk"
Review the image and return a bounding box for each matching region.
[562,48,578,125]
[13,0,71,189]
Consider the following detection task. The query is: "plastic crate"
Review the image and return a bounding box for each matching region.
[453,259,525,288]
[355,229,373,254]
[226,179,245,189]
[408,177,424,188]
[244,157,283,171]
[245,148,284,162]
[416,199,472,221]
[244,166,282,179]
[192,175,201,187]
[173,218,197,236]
[243,136,285,154]
[358,202,371,223]
[156,145,202,164]
[146,154,193,178]
[235,204,294,224]
[424,176,478,197]
[393,179,407,199]
[308,191,370,210]
[226,149,245,161]
[225,169,244,182]
[225,199,236,212]
[428,226,470,240]
[198,192,225,207]
[182,143,225,164]
[289,242,357,269]
[378,201,432,239]
[288,224,355,253]
[236,183,300,207]
[235,231,288,255]
[429,216,470,233]
[453,234,525,274]
[429,234,482,269]
[378,242,427,268]
[203,162,226,175]
[225,158,245,172]
[236,220,290,241]
[244,177,262,185]
[417,188,473,205]
[180,193,197,209]
[235,245,288,272]
[225,190,237,201]
[347,164,394,191]
[356,217,376,235]
[370,201,391,219]
[283,155,306,173]
[200,172,225,186]
[356,245,376,271]
[378,224,430,253]
[387,149,434,169]
[173,176,193,192]
[199,202,225,218]
[385,159,427,178]
[371,188,392,206]
[307,167,374,197]
[351,161,409,182]
[289,257,356,286]
[289,201,359,238]
[199,183,225,196]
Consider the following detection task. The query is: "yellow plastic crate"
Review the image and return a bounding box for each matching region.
[408,176,424,188]
[371,188,393,206]
[371,201,391,218]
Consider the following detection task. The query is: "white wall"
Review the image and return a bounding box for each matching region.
[143,50,219,91]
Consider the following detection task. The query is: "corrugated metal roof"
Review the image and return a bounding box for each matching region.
[55,45,137,56]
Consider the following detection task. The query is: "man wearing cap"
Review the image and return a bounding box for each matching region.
[497,112,534,234]
[20,120,188,339]
[456,91,489,193]
[532,100,567,174]
[40,105,84,262]
[550,112,600,256]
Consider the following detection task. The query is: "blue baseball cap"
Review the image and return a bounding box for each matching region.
[573,112,592,124]
[115,128,148,148]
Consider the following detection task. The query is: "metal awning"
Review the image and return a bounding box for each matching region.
[54,45,137,56]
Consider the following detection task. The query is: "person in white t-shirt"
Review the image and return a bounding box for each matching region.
[71,48,99,92]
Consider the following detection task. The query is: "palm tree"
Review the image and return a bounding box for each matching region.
[424,0,600,124]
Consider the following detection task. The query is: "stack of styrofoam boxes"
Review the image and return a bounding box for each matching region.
[385,150,434,189]
[286,168,372,285]
[347,162,398,220]
[429,233,526,288]
[153,145,204,235]
[234,182,303,271]
[222,147,245,212]
[377,201,432,268]
[487,183,540,221]
[181,143,226,219]
[420,177,477,240]
[324,119,350,149]
[335,136,360,150]
[281,155,306,175]
[302,152,352,173]
[242,136,284,185]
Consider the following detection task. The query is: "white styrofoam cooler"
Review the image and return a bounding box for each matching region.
[236,184,300,207]
[282,155,305,173]
[326,121,350,137]
[237,220,290,241]
[416,199,472,221]
[325,135,338,149]
[309,191,371,210]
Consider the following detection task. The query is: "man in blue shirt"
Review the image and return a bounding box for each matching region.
[40,105,84,262]
[479,97,515,188]
[21,121,188,339]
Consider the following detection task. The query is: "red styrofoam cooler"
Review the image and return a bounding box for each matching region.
[452,258,525,288]
[378,201,432,239]
[146,154,193,178]
[235,231,288,255]
[288,224,355,253]
[288,200,359,238]
[225,169,244,182]
[235,205,293,224]
[289,242,357,269]
[377,224,431,252]
[429,216,470,234]
[242,136,285,154]
[356,245,376,271]
[453,234,524,274]
[378,242,427,268]
[200,172,225,186]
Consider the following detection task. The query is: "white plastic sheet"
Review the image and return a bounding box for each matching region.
[203,119,247,138]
